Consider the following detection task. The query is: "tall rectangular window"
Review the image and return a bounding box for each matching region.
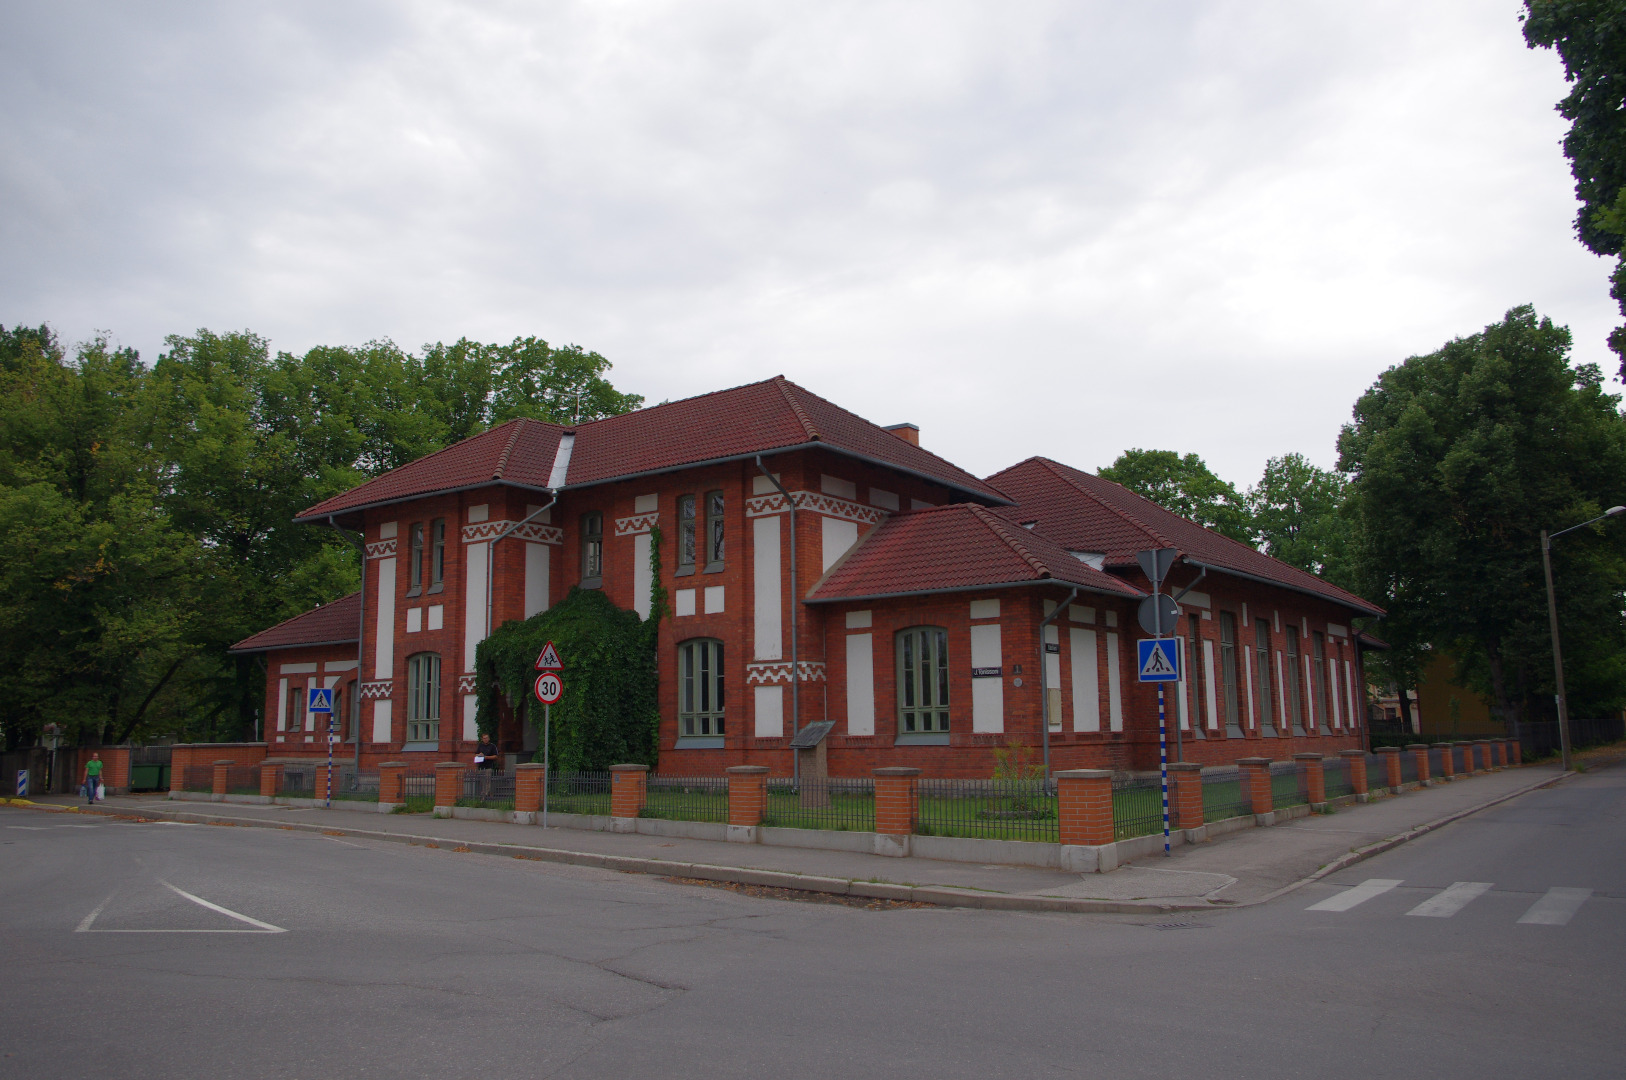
[679,638,725,737]
[1220,612,1241,736]
[407,653,441,743]
[677,495,697,570]
[1255,619,1275,736]
[1186,616,1206,737]
[581,512,603,583]
[284,684,303,737]
[705,490,725,569]
[897,626,950,734]
[1285,627,1305,734]
[1312,631,1330,732]
[430,519,446,588]
[409,523,424,592]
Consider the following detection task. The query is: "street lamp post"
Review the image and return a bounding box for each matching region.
[1541,505,1625,771]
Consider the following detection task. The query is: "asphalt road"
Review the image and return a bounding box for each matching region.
[2,768,1621,1080]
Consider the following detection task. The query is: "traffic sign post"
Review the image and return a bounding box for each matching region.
[533,649,564,827]
[308,686,336,808]
[1136,548,1180,858]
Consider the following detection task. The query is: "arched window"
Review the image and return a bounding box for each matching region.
[896,626,949,734]
[407,653,441,744]
[678,639,725,737]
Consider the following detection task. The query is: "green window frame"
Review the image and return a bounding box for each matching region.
[679,638,725,737]
[677,495,697,570]
[897,626,950,734]
[407,653,441,744]
[581,512,604,583]
[1255,619,1275,735]
[1220,612,1241,736]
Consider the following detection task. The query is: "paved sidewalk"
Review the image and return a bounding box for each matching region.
[12,763,1565,913]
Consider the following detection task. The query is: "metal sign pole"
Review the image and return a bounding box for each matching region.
[326,715,334,809]
[542,702,550,830]
[1159,685,1170,856]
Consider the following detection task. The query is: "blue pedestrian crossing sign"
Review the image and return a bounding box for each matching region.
[307,686,335,713]
[1137,638,1181,682]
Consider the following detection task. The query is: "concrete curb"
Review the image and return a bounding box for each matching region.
[6,771,1567,916]
[1236,769,1571,908]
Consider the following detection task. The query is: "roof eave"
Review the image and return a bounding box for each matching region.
[1181,559,1384,617]
[805,576,1142,605]
[292,478,558,525]
[228,635,360,655]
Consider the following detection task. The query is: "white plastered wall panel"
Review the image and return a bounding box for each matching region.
[277,677,289,731]
[463,696,478,741]
[1304,655,1317,727]
[1203,640,1220,729]
[1276,652,1288,729]
[970,623,1004,733]
[821,516,859,573]
[633,533,652,619]
[1243,638,1256,729]
[1044,625,1062,730]
[754,685,784,737]
[1328,660,1342,728]
[373,557,396,679]
[1106,632,1123,732]
[463,541,488,673]
[1176,637,1190,730]
[753,516,782,660]
[1070,627,1099,732]
[1344,658,1357,729]
[371,700,392,744]
[524,543,549,618]
[846,633,875,736]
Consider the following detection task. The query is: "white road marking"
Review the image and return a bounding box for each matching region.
[160,880,286,932]
[76,894,116,932]
[1306,878,1403,912]
[1406,881,1493,918]
[6,826,47,831]
[1518,887,1592,926]
[56,824,98,829]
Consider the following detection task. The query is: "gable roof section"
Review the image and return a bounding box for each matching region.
[563,376,1008,501]
[296,418,563,522]
[230,592,362,653]
[808,503,1144,604]
[987,457,1382,616]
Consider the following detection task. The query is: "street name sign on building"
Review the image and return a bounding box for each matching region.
[535,641,563,670]
[534,671,563,704]
[1137,638,1181,682]
[307,686,334,713]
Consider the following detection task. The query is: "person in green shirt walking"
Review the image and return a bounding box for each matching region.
[83,753,103,805]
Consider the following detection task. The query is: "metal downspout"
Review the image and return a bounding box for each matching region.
[755,456,798,784]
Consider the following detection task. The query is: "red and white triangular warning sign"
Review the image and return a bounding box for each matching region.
[535,641,563,671]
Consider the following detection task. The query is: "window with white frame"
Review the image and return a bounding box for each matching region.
[407,653,441,743]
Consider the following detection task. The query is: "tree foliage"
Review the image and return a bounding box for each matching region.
[1247,453,1351,580]
[1523,0,1626,377]
[0,324,641,751]
[1098,448,1255,543]
[1338,305,1626,729]
[473,588,658,771]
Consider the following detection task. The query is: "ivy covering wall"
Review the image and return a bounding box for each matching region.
[473,586,658,770]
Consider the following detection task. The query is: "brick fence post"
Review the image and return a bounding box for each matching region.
[101,747,131,796]
[377,761,407,812]
[433,761,463,818]
[727,765,770,843]
[872,766,920,858]
[610,764,648,832]
[1407,743,1430,786]
[1294,753,1326,809]
[1238,757,1274,821]
[260,760,281,798]
[1509,738,1522,766]
[169,745,190,796]
[1168,762,1205,832]
[1459,741,1475,776]
[1377,746,1402,792]
[1434,742,1455,781]
[1057,768,1116,872]
[513,762,545,822]
[1341,749,1368,798]
[211,759,232,801]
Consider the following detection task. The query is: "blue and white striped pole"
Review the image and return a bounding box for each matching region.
[1159,685,1170,856]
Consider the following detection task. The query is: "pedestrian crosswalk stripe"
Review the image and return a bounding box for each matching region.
[1306,878,1403,912]
[1406,881,1493,918]
[1517,887,1591,926]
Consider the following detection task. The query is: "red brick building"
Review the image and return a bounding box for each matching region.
[231,376,1382,776]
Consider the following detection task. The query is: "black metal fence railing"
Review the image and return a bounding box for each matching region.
[541,771,612,815]
[1202,768,1250,821]
[1520,717,1624,760]
[1365,754,1391,790]
[277,767,315,797]
[642,775,726,822]
[1323,756,1353,799]
[1110,776,1163,841]
[1398,750,1418,785]
[460,770,516,809]
[763,777,875,832]
[336,768,379,801]
[913,778,1059,843]
[399,770,436,804]
[1428,745,1449,778]
[225,764,260,795]
[181,765,214,792]
[1271,761,1309,808]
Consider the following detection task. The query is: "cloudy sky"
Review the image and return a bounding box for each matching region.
[0,1,1612,487]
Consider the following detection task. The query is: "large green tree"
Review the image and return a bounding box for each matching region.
[1338,305,1626,732]
[1098,449,1255,542]
[1247,453,1351,580]
[1523,0,1626,378]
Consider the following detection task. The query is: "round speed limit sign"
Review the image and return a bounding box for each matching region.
[534,671,563,704]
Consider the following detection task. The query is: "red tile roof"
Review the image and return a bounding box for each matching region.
[297,418,563,522]
[229,592,362,653]
[808,504,1144,603]
[295,377,1006,522]
[987,457,1382,616]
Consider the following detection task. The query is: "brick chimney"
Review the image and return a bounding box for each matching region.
[884,423,919,446]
